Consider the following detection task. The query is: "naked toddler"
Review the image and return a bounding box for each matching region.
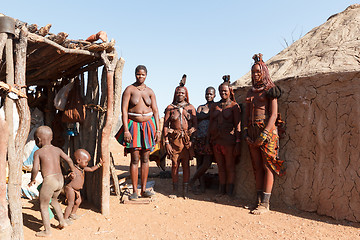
[29,126,76,237]
[63,149,103,220]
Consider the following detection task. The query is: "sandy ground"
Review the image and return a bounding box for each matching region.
[22,139,360,240]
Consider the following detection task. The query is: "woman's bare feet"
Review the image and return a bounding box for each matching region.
[251,204,270,215]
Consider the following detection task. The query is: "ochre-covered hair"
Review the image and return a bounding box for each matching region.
[172,74,190,104]
[219,75,235,101]
[251,53,275,90]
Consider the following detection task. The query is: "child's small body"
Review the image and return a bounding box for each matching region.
[29,126,76,237]
[64,149,102,220]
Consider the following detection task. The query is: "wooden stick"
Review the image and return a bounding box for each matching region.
[110,152,120,197]
[0,113,11,239]
[0,33,7,65]
[100,50,118,216]
[111,57,125,136]
[0,30,12,239]
[27,32,100,57]
[5,33,25,240]
[13,26,31,240]
[122,199,151,204]
[82,69,99,204]
[0,82,27,98]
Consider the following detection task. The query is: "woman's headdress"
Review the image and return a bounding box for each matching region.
[252,53,275,90]
[219,75,235,101]
[172,74,189,104]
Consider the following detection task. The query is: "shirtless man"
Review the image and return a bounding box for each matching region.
[64,149,103,221]
[115,65,161,200]
[29,126,76,237]
[163,76,197,198]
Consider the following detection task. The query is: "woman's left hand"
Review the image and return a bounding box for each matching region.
[253,137,265,147]
[188,127,196,135]
[155,131,161,143]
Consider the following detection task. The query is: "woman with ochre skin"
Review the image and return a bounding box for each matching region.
[190,87,216,193]
[163,76,197,198]
[116,65,161,200]
[244,54,285,214]
[207,76,241,196]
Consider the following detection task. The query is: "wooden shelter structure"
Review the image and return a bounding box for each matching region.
[0,14,124,240]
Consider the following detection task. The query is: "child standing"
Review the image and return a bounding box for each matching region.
[63,149,103,220]
[29,126,76,237]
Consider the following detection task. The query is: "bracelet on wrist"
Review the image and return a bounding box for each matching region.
[97,163,102,167]
[259,132,268,141]
[243,127,248,130]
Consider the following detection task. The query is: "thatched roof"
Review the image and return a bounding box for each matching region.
[0,18,115,86]
[232,4,360,89]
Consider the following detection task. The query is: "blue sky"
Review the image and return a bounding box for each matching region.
[2,1,358,116]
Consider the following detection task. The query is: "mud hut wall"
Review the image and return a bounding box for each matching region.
[234,72,360,222]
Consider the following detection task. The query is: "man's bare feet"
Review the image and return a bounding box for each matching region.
[250,204,270,215]
[35,230,52,237]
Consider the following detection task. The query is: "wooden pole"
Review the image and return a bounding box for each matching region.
[100,51,118,215]
[0,31,11,240]
[13,26,30,240]
[14,25,31,199]
[0,101,11,240]
[0,33,7,65]
[5,33,24,240]
[111,57,125,136]
[82,69,100,204]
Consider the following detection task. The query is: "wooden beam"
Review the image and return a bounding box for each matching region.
[100,51,118,216]
[82,69,100,205]
[0,33,7,65]
[0,82,27,98]
[27,33,100,57]
[13,26,31,240]
[5,34,24,240]
[111,57,125,136]
[0,31,11,239]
